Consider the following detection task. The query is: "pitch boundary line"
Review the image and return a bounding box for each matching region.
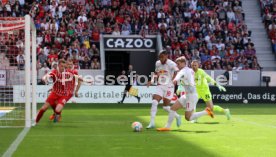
[2,127,30,157]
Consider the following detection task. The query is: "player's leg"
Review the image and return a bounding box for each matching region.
[49,103,57,121]
[189,90,211,123]
[118,90,128,104]
[157,100,183,131]
[162,97,181,126]
[36,92,57,123]
[203,91,214,110]
[53,103,64,123]
[147,94,162,129]
[190,95,199,123]
[186,108,214,121]
[36,102,50,123]
[119,85,132,103]
[203,90,231,120]
[185,94,214,121]
[162,86,180,118]
[134,94,141,103]
[53,95,72,122]
[206,100,231,120]
[162,85,181,127]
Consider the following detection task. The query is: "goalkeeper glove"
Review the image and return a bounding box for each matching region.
[217,84,226,92]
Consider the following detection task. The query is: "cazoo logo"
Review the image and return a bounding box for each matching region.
[104,37,156,49]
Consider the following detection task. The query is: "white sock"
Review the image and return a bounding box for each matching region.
[189,110,207,121]
[165,110,177,128]
[150,100,159,125]
[163,106,180,118]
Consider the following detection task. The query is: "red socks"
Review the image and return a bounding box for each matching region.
[36,109,46,123]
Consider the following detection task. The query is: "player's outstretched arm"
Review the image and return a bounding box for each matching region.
[202,69,216,85]
[173,70,184,85]
[75,75,93,85]
[201,69,226,92]
[42,73,53,84]
[75,79,82,97]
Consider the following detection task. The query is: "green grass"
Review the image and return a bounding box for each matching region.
[1,103,276,157]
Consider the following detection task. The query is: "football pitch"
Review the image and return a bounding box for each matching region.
[1,103,276,157]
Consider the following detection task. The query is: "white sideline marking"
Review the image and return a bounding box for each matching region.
[234,117,276,129]
[2,127,30,157]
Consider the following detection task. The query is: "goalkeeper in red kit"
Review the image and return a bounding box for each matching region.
[36,59,82,123]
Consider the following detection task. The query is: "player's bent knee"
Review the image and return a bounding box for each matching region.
[42,102,50,110]
[55,104,64,112]
[185,112,192,121]
[171,103,181,111]
[185,116,190,121]
[163,99,171,106]
[206,102,214,110]
[170,105,177,111]
[152,94,162,102]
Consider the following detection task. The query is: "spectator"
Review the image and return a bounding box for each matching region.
[91,27,100,42]
[121,20,132,34]
[121,26,131,35]
[81,56,91,69]
[47,50,58,65]
[37,50,47,65]
[0,53,10,68]
[16,51,25,70]
[112,25,121,35]
[40,63,50,75]
[244,45,256,58]
[51,61,58,70]
[0,0,258,71]
[91,57,101,69]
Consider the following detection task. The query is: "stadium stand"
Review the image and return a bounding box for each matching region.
[0,0,260,70]
[260,0,276,55]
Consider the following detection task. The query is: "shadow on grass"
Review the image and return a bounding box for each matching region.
[13,105,222,157]
[196,122,220,125]
[171,129,217,134]
[137,120,219,157]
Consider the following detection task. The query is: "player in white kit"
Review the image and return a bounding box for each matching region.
[157,57,214,131]
[146,50,181,129]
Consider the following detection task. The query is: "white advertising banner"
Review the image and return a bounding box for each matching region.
[13,85,178,103]
[0,70,6,86]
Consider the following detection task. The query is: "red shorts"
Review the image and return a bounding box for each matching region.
[46,92,73,107]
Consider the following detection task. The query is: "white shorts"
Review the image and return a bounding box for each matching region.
[154,85,174,100]
[178,93,198,112]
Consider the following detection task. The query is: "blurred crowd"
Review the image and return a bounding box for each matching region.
[0,0,261,71]
[159,0,260,70]
[260,0,276,56]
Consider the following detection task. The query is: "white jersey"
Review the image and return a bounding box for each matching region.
[155,59,178,86]
[174,67,196,94]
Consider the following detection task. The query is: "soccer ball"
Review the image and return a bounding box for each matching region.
[243,99,248,104]
[131,121,143,132]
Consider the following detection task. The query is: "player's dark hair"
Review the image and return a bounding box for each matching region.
[159,50,168,55]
